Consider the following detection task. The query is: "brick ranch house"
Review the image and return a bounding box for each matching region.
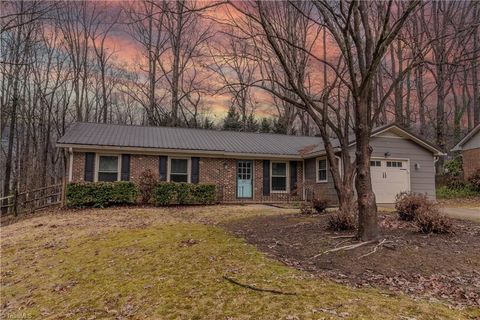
[57,122,444,204]
[452,123,480,179]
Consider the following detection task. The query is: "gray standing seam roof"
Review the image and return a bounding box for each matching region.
[57,122,327,156]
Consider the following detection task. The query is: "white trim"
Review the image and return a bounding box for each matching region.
[167,156,191,183]
[369,125,445,155]
[95,153,122,182]
[270,161,289,193]
[302,159,306,201]
[316,157,328,183]
[57,144,303,160]
[452,123,480,151]
[68,147,73,182]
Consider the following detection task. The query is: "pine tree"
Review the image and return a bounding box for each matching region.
[245,114,259,132]
[260,118,271,133]
[272,118,287,134]
[222,106,242,131]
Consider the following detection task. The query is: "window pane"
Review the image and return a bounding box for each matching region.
[99,156,118,172]
[171,174,188,183]
[98,172,118,182]
[318,170,327,181]
[272,177,286,191]
[319,159,327,170]
[272,162,286,176]
[171,159,188,174]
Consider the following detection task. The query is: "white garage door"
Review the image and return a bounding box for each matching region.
[370,159,410,203]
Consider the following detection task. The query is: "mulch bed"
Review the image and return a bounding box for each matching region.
[224,212,480,308]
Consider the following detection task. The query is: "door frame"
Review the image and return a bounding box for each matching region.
[236,160,254,199]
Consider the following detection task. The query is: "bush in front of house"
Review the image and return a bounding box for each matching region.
[467,169,480,192]
[67,181,139,208]
[327,210,356,231]
[395,192,430,221]
[138,169,158,204]
[300,202,315,215]
[436,185,478,199]
[153,182,216,206]
[415,205,454,234]
[312,198,328,214]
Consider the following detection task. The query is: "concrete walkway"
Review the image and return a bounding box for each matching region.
[378,204,480,222]
[439,207,480,222]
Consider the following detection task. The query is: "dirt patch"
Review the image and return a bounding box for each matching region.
[224,212,480,308]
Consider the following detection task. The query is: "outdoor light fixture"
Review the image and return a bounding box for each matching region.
[384,152,390,158]
[415,163,421,170]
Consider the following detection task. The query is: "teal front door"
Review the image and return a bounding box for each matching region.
[237,160,253,199]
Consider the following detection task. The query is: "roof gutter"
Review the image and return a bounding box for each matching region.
[56,143,304,160]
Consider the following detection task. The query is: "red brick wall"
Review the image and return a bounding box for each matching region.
[463,148,480,179]
[70,151,305,202]
[130,155,159,183]
[198,158,304,202]
[71,152,85,182]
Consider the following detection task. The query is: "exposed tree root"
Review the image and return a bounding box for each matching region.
[222,276,297,295]
[330,235,357,239]
[312,240,377,259]
[357,239,393,259]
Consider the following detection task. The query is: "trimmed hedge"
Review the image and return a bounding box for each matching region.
[154,182,216,206]
[67,181,139,208]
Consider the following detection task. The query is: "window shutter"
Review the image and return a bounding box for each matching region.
[121,154,130,181]
[290,161,297,192]
[159,156,168,181]
[263,160,270,196]
[191,157,200,184]
[84,152,95,182]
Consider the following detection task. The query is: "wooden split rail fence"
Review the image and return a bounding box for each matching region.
[0,183,65,216]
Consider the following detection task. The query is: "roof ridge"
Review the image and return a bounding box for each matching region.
[73,121,320,139]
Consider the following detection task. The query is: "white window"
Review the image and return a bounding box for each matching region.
[97,155,120,182]
[169,158,189,182]
[370,160,381,167]
[387,161,403,168]
[317,158,328,182]
[271,162,288,192]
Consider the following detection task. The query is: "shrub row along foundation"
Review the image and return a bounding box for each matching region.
[66,181,216,208]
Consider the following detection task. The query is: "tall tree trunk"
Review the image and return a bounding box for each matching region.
[355,100,378,241]
[416,65,426,135]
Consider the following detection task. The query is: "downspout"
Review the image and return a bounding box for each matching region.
[433,156,439,175]
[302,159,306,201]
[68,147,73,183]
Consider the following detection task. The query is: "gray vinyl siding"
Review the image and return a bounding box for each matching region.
[463,132,480,150]
[369,136,436,200]
[303,136,437,202]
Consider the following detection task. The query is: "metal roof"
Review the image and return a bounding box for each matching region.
[57,122,325,156]
[57,122,443,157]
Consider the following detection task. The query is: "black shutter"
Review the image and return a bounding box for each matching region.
[191,157,200,184]
[290,161,297,192]
[121,154,130,181]
[159,156,168,181]
[84,152,95,182]
[263,160,270,196]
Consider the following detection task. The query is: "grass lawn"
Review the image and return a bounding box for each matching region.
[1,206,479,319]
